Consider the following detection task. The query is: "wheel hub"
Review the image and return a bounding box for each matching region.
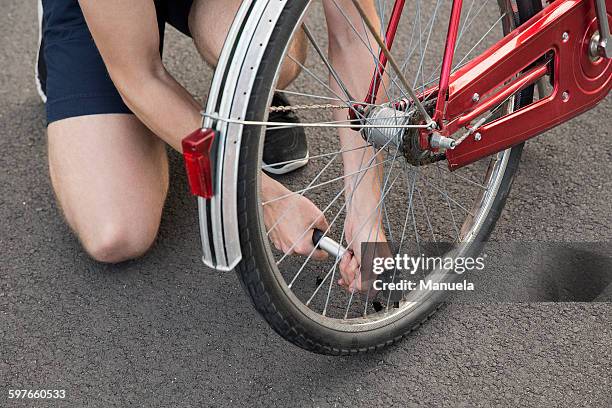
[361,106,414,151]
[360,103,444,166]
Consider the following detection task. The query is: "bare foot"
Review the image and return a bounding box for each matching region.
[262,174,329,260]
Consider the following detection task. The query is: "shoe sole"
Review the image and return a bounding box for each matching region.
[35,0,47,104]
[262,152,309,175]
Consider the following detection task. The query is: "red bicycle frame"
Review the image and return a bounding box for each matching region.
[365,0,611,170]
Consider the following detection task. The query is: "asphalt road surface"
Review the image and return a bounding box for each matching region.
[1,2,611,407]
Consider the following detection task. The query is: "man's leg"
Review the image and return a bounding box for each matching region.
[41,0,171,263]
[188,0,386,288]
[185,0,329,259]
[189,0,310,173]
[48,115,169,263]
[187,0,306,89]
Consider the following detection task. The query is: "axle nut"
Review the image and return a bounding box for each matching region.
[430,133,456,150]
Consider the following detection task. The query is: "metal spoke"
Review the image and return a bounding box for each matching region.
[263,157,394,207]
[306,170,402,308]
[383,162,418,311]
[287,54,354,111]
[453,13,507,70]
[413,0,443,91]
[263,144,372,170]
[422,0,494,87]
[279,132,397,268]
[302,23,356,103]
[322,116,400,316]
[274,89,381,108]
[202,111,428,130]
[256,0,517,322]
[266,147,341,235]
[417,187,439,244]
[329,0,401,106]
[349,0,434,124]
[434,163,461,240]
[419,171,474,218]
[415,0,424,90]
[450,170,488,190]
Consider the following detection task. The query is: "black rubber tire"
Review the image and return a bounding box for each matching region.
[234,0,540,355]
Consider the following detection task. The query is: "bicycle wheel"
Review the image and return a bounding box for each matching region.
[230,0,541,354]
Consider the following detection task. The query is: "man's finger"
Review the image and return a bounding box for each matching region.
[311,248,329,261]
[338,253,352,287]
[314,214,330,232]
[339,252,358,289]
[348,256,361,290]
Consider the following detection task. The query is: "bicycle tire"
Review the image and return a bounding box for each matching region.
[233,0,540,355]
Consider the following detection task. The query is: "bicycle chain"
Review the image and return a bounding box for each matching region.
[270,101,446,164]
[269,103,347,112]
[270,101,503,149]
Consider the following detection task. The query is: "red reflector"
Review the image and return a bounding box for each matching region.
[182,128,216,199]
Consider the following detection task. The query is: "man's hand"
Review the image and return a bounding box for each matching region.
[262,175,329,261]
[338,187,387,293]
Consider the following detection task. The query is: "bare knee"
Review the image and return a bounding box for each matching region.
[47,115,168,264]
[80,221,159,264]
[188,0,226,66]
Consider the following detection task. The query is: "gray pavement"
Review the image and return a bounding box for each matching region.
[1,2,611,407]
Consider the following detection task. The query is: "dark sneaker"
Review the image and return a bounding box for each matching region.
[36,0,47,103]
[263,93,309,175]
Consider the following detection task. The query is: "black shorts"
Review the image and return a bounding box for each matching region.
[39,0,194,124]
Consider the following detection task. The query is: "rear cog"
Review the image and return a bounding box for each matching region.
[402,100,444,166]
[361,100,443,166]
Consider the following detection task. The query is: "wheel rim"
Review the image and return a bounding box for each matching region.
[252,0,521,331]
